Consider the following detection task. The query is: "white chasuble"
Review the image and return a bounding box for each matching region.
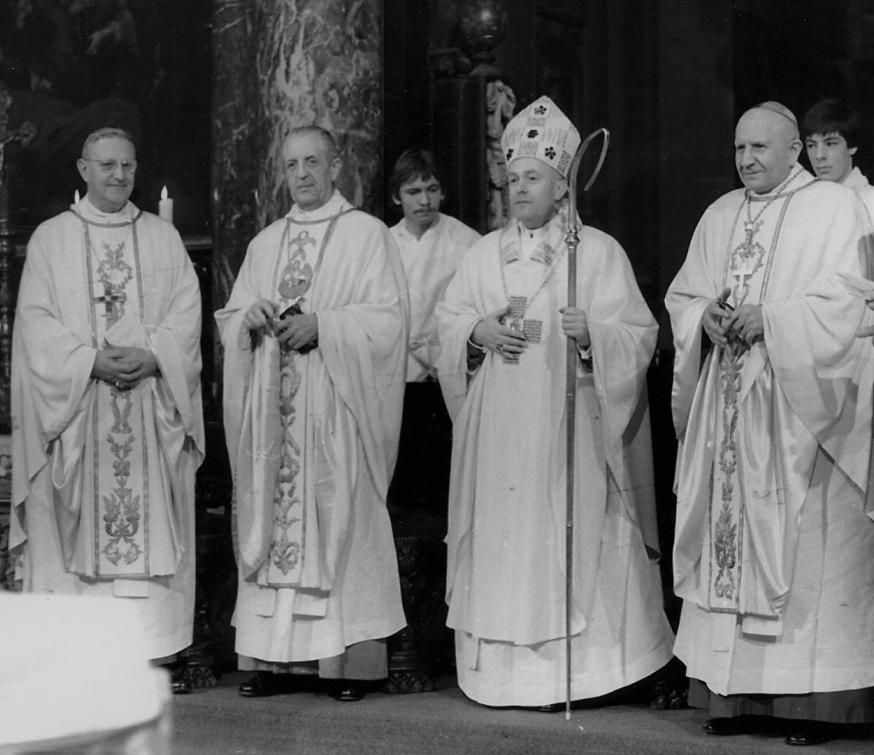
[436,212,673,707]
[11,197,204,659]
[667,170,874,696]
[217,191,408,664]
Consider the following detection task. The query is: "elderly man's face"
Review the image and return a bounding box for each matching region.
[734,109,801,194]
[77,136,136,213]
[283,132,341,212]
[507,157,567,229]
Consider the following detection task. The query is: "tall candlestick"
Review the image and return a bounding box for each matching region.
[158,185,174,224]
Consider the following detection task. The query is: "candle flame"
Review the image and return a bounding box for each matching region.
[161,185,168,200]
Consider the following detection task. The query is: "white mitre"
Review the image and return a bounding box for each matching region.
[501,95,581,178]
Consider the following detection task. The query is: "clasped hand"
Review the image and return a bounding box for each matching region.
[702,287,763,347]
[245,299,318,352]
[92,346,158,390]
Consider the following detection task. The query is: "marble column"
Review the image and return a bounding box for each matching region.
[212,0,384,307]
[212,0,259,312]
[254,0,384,226]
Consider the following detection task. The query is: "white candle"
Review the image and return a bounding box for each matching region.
[158,185,174,224]
[74,189,80,205]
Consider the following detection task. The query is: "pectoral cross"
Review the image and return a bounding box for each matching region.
[506,295,542,343]
[730,222,765,302]
[731,260,758,294]
[94,282,126,322]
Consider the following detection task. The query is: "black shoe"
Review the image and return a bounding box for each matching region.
[238,672,278,698]
[785,726,832,747]
[171,677,191,695]
[703,717,745,736]
[330,684,365,702]
[170,666,191,695]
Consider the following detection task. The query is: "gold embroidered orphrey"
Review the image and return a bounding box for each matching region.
[277,229,316,304]
[81,213,151,577]
[709,178,800,612]
[264,213,346,586]
[269,228,311,583]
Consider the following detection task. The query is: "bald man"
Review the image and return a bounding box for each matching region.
[666,103,874,745]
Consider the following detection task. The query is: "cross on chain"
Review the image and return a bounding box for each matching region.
[730,221,766,302]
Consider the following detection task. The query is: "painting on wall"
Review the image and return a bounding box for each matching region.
[0,0,211,235]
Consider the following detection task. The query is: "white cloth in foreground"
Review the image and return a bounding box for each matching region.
[0,593,171,750]
[667,168,874,697]
[216,191,408,669]
[11,197,203,660]
[437,212,674,707]
[391,213,480,381]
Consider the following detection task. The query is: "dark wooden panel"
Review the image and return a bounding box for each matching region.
[431,77,488,233]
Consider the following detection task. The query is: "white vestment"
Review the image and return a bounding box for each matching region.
[843,166,874,223]
[11,197,204,659]
[436,212,674,707]
[391,213,480,381]
[216,191,408,668]
[667,169,874,697]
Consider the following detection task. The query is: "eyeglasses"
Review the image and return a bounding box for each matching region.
[81,158,137,175]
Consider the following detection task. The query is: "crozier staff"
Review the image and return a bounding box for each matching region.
[436,95,673,710]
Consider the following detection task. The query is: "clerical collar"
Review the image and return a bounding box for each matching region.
[288,189,351,223]
[72,195,139,226]
[746,166,813,201]
[500,212,567,266]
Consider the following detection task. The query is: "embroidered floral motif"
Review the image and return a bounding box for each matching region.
[506,148,514,161]
[527,129,539,138]
[534,104,547,115]
[544,146,556,160]
[95,241,133,326]
[95,236,141,568]
[712,345,744,600]
[278,230,317,302]
[102,387,142,565]
[270,336,304,576]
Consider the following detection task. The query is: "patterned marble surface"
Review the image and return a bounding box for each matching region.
[256,0,384,225]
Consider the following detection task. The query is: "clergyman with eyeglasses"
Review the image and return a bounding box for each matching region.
[9,126,204,693]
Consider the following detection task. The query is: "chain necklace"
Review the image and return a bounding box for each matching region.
[498,223,566,325]
[744,166,804,228]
